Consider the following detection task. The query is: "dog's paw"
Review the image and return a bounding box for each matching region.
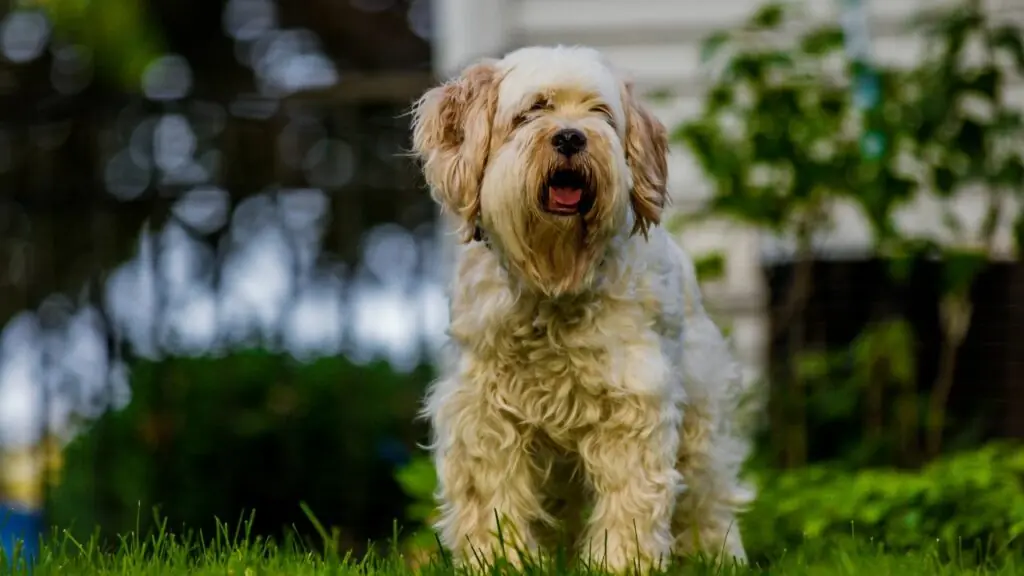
[582,537,670,575]
[673,525,747,568]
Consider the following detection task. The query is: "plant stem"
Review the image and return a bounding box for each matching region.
[896,346,919,467]
[925,192,999,458]
[865,341,885,447]
[925,293,972,458]
[782,224,815,468]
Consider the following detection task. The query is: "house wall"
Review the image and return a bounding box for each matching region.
[430,0,1024,380]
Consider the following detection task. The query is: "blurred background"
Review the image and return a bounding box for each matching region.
[2,0,1024,566]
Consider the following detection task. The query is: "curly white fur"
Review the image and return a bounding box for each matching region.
[411,45,755,572]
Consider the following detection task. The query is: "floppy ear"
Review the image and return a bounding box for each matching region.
[622,81,670,238]
[411,60,500,242]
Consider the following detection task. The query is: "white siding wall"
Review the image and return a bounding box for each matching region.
[431,0,1024,378]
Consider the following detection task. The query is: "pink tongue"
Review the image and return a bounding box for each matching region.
[549,186,582,207]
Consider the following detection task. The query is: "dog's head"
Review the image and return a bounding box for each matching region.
[411,46,669,296]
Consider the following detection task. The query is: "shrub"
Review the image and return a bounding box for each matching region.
[743,443,1024,559]
[48,351,433,553]
[396,444,1024,560]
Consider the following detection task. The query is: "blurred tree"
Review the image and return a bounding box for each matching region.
[676,0,1024,467]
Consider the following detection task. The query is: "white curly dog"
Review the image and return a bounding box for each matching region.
[411,45,754,572]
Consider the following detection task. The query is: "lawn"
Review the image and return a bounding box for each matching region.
[1,519,1020,576]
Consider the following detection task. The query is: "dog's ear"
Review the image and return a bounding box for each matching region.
[622,81,670,238]
[411,60,500,242]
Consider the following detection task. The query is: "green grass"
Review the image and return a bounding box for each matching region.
[1,513,1021,575]
[2,534,1021,575]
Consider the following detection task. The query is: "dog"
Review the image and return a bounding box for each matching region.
[410,45,755,572]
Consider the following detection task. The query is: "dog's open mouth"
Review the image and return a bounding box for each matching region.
[542,169,593,215]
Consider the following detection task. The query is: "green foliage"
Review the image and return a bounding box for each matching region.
[394,457,436,525]
[693,252,727,282]
[678,2,872,234]
[850,320,917,387]
[680,0,1024,264]
[744,444,1024,560]
[680,0,1024,465]
[25,0,165,90]
[784,316,944,468]
[48,351,433,552]
[392,455,438,558]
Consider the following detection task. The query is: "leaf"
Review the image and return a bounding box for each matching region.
[933,165,957,195]
[707,85,733,111]
[394,457,437,501]
[993,156,1024,188]
[800,26,845,56]
[818,91,846,117]
[886,238,941,284]
[913,110,944,143]
[749,3,786,30]
[963,66,1000,101]
[673,121,715,161]
[796,350,832,381]
[708,188,787,228]
[643,88,675,102]
[941,249,987,296]
[694,252,727,281]
[406,502,436,523]
[990,24,1024,73]
[881,171,917,208]
[993,109,1024,133]
[728,53,769,83]
[920,5,983,48]
[700,30,730,64]
[954,119,988,159]
[887,252,914,285]
[1014,212,1024,256]
[674,120,747,184]
[882,320,917,385]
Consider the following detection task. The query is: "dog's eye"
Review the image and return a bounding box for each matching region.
[591,105,614,124]
[530,98,551,112]
[512,99,551,129]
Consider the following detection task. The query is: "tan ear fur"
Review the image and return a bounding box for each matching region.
[622,82,670,238]
[411,61,500,242]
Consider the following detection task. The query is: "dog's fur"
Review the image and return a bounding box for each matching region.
[410,46,754,572]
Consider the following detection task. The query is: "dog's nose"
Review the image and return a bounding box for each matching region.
[551,128,587,157]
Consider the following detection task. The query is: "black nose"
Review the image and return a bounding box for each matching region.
[551,128,587,157]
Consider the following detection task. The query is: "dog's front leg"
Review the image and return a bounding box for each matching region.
[428,379,543,568]
[578,400,681,573]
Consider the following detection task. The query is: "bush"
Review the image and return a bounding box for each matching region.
[48,351,433,553]
[743,444,1024,559]
[396,444,1024,560]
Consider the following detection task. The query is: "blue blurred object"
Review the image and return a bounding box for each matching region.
[375,437,411,467]
[840,0,886,160]
[0,502,42,564]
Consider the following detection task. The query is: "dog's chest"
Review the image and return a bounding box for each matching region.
[484,299,655,444]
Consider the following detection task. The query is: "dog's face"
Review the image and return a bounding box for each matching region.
[412,46,669,296]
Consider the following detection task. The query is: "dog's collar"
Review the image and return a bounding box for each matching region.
[472,222,493,250]
[471,222,510,274]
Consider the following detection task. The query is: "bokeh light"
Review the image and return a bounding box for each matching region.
[0,0,434,451]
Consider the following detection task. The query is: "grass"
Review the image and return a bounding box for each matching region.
[2,529,1022,575]
[1,510,1021,575]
